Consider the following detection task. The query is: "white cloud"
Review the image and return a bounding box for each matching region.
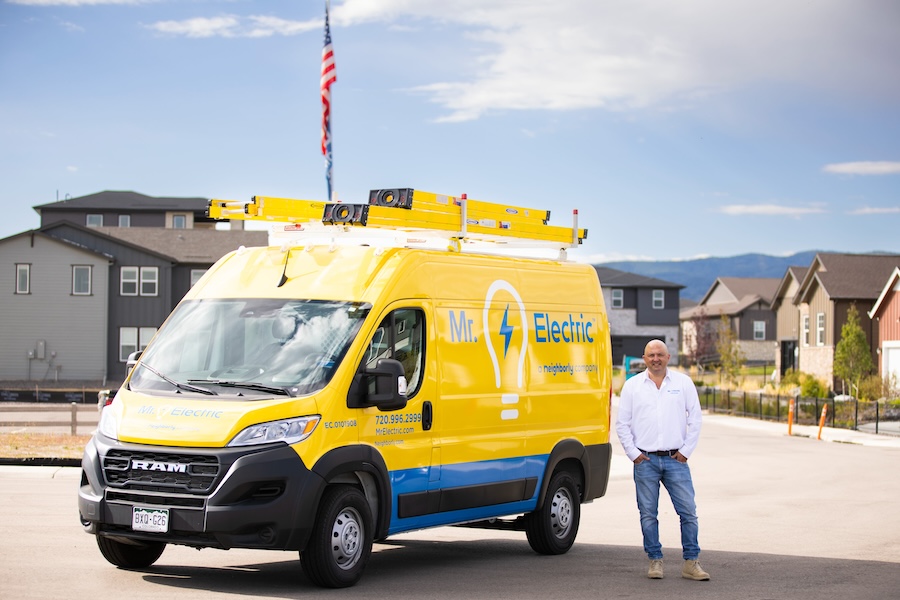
[147,14,320,38]
[139,0,900,121]
[334,0,900,121]
[66,166,78,172]
[149,16,242,39]
[823,161,900,176]
[719,204,826,217]
[8,0,146,5]
[850,206,900,215]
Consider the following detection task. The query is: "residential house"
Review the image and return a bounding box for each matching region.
[1,191,266,384]
[1,230,112,382]
[32,190,239,230]
[593,266,684,365]
[771,266,808,379]
[679,277,780,366]
[868,267,900,387]
[793,253,900,392]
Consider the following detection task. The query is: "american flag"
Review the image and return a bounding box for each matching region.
[321,2,337,201]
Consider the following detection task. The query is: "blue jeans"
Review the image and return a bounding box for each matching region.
[633,454,700,560]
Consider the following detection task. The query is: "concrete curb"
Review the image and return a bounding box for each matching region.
[0,457,81,467]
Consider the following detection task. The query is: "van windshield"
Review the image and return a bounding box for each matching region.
[129,299,370,397]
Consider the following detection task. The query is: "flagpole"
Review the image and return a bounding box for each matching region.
[321,0,337,202]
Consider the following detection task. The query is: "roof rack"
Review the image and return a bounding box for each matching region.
[208,188,586,257]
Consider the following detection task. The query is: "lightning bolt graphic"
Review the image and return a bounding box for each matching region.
[500,304,513,358]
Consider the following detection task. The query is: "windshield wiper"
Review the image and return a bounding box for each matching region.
[139,363,217,395]
[188,380,291,396]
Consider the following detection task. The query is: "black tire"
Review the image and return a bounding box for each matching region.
[301,485,373,588]
[96,535,165,568]
[525,470,581,555]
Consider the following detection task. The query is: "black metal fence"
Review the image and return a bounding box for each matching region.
[697,387,900,436]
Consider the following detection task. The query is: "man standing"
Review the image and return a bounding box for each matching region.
[615,339,710,581]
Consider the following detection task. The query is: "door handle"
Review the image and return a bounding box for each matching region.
[422,401,433,431]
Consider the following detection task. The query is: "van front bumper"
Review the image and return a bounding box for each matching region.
[78,433,326,551]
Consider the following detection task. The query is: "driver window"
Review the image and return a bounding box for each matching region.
[365,308,425,397]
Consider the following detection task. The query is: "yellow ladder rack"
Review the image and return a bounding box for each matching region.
[208,188,586,248]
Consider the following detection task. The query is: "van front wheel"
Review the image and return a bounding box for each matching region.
[96,535,165,568]
[525,471,580,555]
[301,485,373,588]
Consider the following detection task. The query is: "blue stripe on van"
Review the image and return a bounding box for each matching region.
[386,454,549,535]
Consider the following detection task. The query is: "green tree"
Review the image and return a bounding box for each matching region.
[716,313,745,387]
[833,303,874,397]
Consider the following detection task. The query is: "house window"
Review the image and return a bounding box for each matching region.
[611,289,623,309]
[16,264,30,294]
[121,266,159,296]
[121,267,138,296]
[172,214,187,229]
[119,326,157,361]
[652,289,665,309]
[802,315,809,346]
[753,320,766,341]
[120,327,137,361]
[816,313,825,346]
[140,267,159,296]
[190,269,206,287]
[118,215,131,227]
[72,265,92,295]
[86,214,103,227]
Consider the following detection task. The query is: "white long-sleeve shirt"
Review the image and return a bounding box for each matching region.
[615,368,702,462]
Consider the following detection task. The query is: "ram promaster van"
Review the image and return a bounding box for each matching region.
[78,188,613,588]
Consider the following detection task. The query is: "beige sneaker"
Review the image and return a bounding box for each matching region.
[682,559,710,581]
[647,559,664,579]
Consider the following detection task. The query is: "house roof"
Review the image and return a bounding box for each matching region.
[33,191,209,214]
[770,266,808,310]
[39,222,268,264]
[93,226,268,264]
[680,276,780,320]
[795,252,900,305]
[868,267,900,319]
[592,266,683,289]
[0,229,114,261]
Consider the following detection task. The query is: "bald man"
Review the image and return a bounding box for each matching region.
[615,339,709,581]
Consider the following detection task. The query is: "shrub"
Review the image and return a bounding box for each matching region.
[780,369,802,387]
[800,374,827,398]
[857,374,890,401]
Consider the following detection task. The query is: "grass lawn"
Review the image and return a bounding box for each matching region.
[0,433,91,459]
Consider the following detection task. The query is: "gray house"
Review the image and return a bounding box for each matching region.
[1,191,266,384]
[593,266,684,365]
[680,277,780,366]
[33,190,229,230]
[0,231,111,381]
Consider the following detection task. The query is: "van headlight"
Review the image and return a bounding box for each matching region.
[228,415,321,447]
[97,406,119,440]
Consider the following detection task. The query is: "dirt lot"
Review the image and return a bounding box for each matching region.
[0,433,91,459]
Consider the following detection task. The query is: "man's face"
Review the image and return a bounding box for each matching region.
[643,343,670,374]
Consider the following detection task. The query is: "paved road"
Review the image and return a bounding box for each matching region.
[2,414,899,600]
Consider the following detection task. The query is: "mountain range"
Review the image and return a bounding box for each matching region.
[597,251,821,302]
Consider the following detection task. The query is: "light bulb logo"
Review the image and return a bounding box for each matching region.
[483,280,528,421]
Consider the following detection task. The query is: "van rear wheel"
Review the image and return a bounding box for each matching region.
[96,535,165,568]
[301,485,373,588]
[525,470,580,555]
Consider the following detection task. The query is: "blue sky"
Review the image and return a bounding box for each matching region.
[1,0,898,262]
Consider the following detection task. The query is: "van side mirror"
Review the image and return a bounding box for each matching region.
[126,351,142,377]
[365,358,408,411]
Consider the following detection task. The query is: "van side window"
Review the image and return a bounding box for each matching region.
[364,308,425,398]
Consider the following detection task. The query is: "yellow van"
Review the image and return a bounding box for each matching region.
[78,189,613,588]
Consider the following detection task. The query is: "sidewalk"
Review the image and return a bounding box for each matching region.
[703,412,900,448]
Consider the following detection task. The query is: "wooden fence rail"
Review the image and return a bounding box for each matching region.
[0,403,99,435]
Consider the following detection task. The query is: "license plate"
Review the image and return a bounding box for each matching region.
[132,507,169,533]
